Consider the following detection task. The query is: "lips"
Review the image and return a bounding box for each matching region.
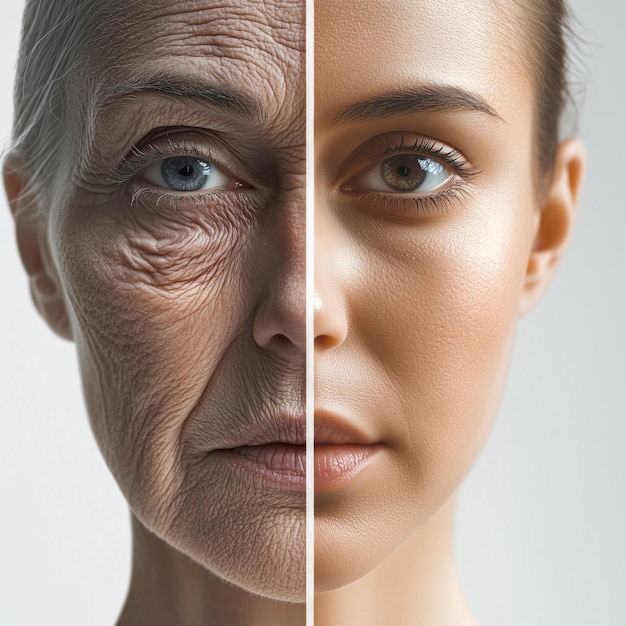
[211,410,306,490]
[314,411,382,493]
[209,410,381,492]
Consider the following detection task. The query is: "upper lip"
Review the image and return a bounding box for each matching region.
[212,410,378,449]
[314,410,378,445]
[218,408,306,448]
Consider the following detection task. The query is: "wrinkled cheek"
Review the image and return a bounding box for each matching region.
[54,213,251,523]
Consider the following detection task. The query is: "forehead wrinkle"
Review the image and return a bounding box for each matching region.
[109,0,305,63]
[168,1,305,51]
[86,3,302,123]
[67,1,304,185]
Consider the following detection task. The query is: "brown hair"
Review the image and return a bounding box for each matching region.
[514,0,579,189]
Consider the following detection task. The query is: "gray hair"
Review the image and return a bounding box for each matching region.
[9,0,124,205]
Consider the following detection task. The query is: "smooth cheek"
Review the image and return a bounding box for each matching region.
[360,191,534,477]
[316,185,536,588]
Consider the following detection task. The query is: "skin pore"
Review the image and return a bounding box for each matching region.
[5,1,305,624]
[314,1,584,625]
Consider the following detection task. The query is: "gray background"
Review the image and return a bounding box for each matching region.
[0,1,624,624]
[456,2,626,624]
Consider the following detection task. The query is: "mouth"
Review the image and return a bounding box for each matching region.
[208,410,381,492]
[211,410,306,491]
[314,411,383,493]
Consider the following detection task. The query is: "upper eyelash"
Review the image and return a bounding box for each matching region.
[109,139,219,186]
[338,134,480,216]
[371,135,481,180]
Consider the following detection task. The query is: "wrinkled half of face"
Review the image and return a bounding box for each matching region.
[8,0,307,603]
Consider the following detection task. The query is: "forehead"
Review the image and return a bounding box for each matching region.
[314,0,527,126]
[83,0,304,144]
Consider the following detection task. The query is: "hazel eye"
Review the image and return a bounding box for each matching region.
[347,154,453,194]
[142,156,229,192]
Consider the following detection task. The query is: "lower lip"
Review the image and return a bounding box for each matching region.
[214,444,306,491]
[314,444,380,493]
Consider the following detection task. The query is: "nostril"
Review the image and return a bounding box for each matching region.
[271,334,292,350]
[314,333,342,351]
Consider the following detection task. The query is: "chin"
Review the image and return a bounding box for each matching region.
[165,492,307,603]
[314,510,405,594]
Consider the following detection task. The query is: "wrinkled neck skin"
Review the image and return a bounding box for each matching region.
[117,516,305,626]
[315,496,477,626]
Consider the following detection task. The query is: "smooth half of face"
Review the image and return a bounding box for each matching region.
[313,0,583,592]
[9,0,306,602]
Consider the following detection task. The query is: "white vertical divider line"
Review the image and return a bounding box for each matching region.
[305,0,315,623]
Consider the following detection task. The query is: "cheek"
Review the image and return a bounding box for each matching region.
[51,194,254,517]
[354,192,536,481]
[315,188,537,591]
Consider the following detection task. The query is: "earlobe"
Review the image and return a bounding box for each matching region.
[4,155,73,340]
[519,138,586,316]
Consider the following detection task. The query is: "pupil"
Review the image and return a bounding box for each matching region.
[180,164,194,177]
[397,166,411,178]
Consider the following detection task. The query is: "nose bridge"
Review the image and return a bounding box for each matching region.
[314,197,349,350]
[252,184,306,354]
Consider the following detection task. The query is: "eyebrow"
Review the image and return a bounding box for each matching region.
[93,72,263,122]
[332,85,502,125]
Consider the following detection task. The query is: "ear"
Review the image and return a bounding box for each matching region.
[4,154,73,340]
[519,138,585,316]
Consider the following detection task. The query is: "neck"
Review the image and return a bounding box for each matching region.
[117,515,305,626]
[314,496,477,626]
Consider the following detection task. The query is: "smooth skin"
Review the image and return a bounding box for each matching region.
[314,0,584,624]
[5,1,305,624]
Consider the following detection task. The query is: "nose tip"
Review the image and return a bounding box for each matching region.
[313,289,348,350]
[253,288,306,355]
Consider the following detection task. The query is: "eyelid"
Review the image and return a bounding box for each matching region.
[336,133,479,190]
[334,133,480,218]
[110,130,253,192]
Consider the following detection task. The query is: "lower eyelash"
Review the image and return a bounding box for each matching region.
[353,183,473,217]
[129,184,239,212]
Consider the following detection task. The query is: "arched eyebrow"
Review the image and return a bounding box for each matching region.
[332,85,502,125]
[94,72,263,121]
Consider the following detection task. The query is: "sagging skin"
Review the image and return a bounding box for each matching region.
[6,1,306,624]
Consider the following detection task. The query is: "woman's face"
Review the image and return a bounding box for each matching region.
[41,0,305,601]
[314,0,543,590]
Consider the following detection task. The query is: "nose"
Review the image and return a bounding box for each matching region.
[253,206,306,356]
[314,206,348,351]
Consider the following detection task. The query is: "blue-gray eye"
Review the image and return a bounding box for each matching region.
[143,156,228,192]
